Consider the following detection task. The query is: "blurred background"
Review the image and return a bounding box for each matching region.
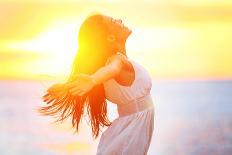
[0,0,232,154]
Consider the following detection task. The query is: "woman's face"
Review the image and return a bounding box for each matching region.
[103,15,132,43]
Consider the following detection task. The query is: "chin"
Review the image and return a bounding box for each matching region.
[125,29,132,38]
[128,29,132,35]
[119,28,132,42]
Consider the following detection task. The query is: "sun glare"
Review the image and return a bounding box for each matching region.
[1,1,232,80]
[5,20,81,80]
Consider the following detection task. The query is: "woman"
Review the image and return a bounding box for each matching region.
[39,13,155,155]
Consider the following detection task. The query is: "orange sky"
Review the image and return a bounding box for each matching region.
[0,0,232,81]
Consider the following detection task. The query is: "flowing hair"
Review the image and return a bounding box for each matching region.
[37,14,117,139]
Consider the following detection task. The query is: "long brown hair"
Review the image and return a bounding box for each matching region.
[38,14,117,139]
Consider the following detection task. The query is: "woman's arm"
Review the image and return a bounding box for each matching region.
[65,54,127,96]
[90,55,125,85]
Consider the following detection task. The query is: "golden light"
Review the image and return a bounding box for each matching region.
[0,1,232,80]
[3,19,82,80]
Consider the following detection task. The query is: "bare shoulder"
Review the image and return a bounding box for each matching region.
[105,52,131,69]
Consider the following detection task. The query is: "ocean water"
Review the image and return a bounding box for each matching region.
[0,79,231,155]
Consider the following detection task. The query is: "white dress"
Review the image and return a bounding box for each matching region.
[96,58,155,155]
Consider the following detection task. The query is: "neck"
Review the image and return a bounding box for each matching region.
[120,45,126,55]
[118,39,127,56]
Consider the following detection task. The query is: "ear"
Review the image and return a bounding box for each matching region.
[107,34,116,42]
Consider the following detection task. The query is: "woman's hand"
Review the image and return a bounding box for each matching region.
[47,83,65,93]
[66,73,96,96]
[42,83,67,103]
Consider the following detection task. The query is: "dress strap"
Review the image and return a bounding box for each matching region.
[117,93,154,117]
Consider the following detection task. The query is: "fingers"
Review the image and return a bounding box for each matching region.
[43,95,56,103]
[64,76,92,96]
[42,90,65,103]
[44,87,82,100]
[47,84,64,94]
[42,91,60,99]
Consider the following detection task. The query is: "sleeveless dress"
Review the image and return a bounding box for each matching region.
[96,57,155,155]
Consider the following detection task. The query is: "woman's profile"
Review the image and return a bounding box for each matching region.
[39,13,155,155]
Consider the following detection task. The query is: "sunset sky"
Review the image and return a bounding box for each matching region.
[0,0,232,81]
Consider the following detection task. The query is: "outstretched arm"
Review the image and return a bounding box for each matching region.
[42,53,128,101]
[65,54,127,96]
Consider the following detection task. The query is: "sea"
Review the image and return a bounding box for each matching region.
[0,79,231,155]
